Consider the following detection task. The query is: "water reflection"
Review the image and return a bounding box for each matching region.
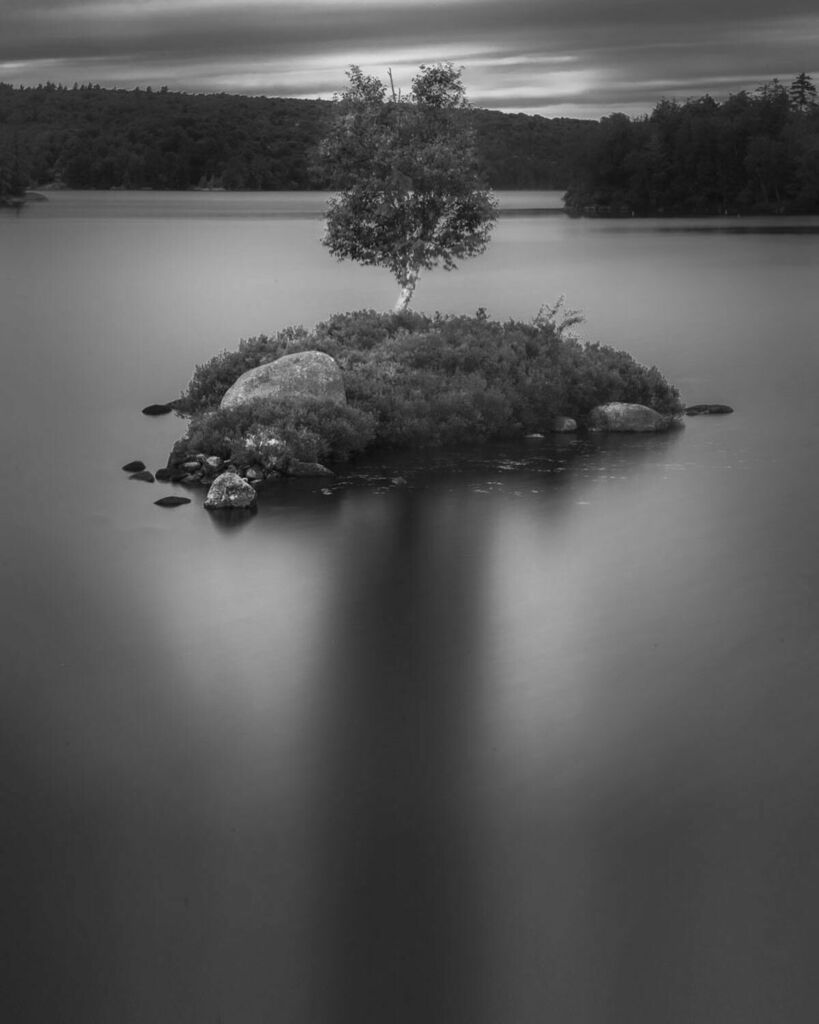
[305,493,492,1022]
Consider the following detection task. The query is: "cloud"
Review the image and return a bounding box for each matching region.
[1,0,818,118]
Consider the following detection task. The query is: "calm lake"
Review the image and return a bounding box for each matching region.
[2,191,819,1023]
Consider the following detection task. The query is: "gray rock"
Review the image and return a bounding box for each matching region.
[588,403,672,432]
[552,416,577,433]
[220,351,346,409]
[129,470,155,482]
[204,455,223,473]
[204,471,258,510]
[122,460,146,472]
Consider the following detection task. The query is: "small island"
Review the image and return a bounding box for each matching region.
[153,66,685,510]
[159,305,684,506]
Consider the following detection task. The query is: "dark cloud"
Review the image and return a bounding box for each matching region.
[2,0,818,117]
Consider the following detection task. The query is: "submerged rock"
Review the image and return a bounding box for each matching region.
[129,470,155,482]
[220,350,346,409]
[204,471,257,510]
[155,495,191,508]
[142,402,176,416]
[122,459,146,472]
[588,403,673,432]
[685,404,734,416]
[552,416,578,433]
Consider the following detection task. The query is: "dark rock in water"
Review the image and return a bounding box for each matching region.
[685,404,734,416]
[129,470,155,482]
[122,460,146,472]
[142,402,176,416]
[154,495,191,508]
[204,471,257,510]
[154,467,172,481]
[286,460,334,478]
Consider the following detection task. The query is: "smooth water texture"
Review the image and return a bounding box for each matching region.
[2,192,819,1023]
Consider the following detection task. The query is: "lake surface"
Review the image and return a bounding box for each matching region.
[2,191,819,1023]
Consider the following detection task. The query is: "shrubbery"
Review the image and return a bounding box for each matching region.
[179,396,376,467]
[174,307,682,468]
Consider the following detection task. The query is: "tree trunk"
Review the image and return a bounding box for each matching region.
[394,267,419,311]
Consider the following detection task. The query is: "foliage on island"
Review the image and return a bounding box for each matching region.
[0,81,592,193]
[319,64,497,310]
[564,74,819,216]
[173,307,683,468]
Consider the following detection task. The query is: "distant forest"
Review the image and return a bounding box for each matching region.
[0,82,594,194]
[2,76,817,214]
[565,74,819,215]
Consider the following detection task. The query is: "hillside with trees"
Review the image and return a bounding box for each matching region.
[0,82,594,193]
[564,75,819,215]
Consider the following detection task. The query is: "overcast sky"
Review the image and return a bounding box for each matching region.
[2,0,818,119]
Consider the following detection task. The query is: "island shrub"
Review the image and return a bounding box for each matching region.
[180,396,376,467]
[174,308,682,465]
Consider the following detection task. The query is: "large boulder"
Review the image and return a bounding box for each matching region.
[220,351,346,410]
[204,471,257,510]
[588,403,672,432]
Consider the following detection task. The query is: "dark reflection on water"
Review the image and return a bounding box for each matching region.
[310,495,490,1023]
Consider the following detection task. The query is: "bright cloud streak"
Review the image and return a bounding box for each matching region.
[1,0,818,118]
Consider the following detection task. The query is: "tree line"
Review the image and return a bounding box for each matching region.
[4,75,817,213]
[0,81,593,195]
[564,74,819,215]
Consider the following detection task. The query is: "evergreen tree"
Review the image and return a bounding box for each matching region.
[789,72,817,112]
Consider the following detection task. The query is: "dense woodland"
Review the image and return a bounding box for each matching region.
[2,76,817,214]
[564,74,819,215]
[0,82,592,194]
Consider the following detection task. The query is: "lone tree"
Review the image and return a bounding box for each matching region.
[319,63,497,310]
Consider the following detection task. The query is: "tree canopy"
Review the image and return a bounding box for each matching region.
[0,81,592,195]
[318,64,498,309]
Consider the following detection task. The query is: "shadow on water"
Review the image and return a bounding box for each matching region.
[205,505,258,532]
[306,490,493,1023]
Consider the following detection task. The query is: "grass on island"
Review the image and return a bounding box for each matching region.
[171,306,683,471]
